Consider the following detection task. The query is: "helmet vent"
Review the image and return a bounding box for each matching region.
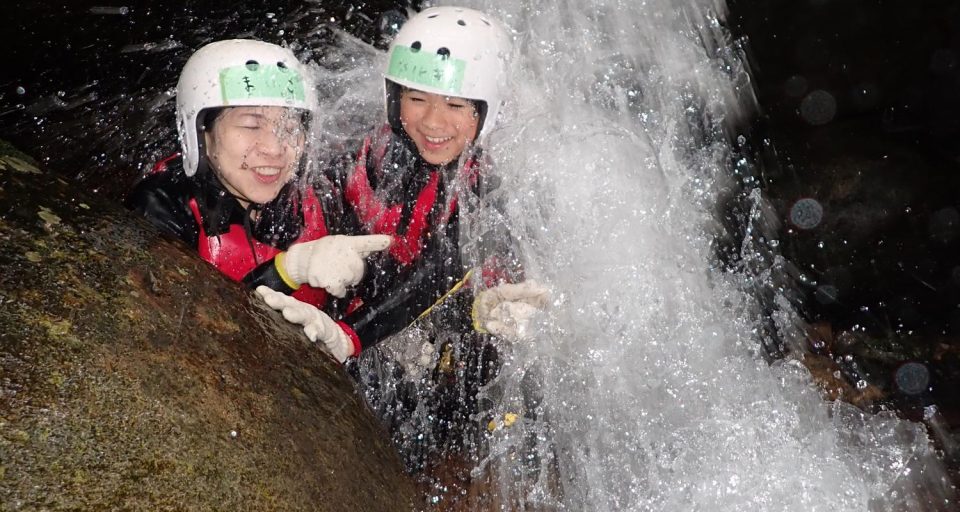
[481,19,491,26]
[436,47,451,59]
[245,60,260,71]
[276,61,287,69]
[427,14,438,18]
[457,19,466,26]
[411,41,422,52]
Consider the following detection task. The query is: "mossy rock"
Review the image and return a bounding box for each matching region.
[0,140,40,174]
[0,142,415,511]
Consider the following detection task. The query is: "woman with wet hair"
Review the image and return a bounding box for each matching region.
[128,40,390,363]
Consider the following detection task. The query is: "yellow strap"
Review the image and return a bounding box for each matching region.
[274,252,301,291]
[415,269,475,324]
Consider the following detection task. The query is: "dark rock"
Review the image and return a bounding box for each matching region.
[0,143,415,510]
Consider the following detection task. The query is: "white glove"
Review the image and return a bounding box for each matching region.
[473,280,550,340]
[256,286,355,363]
[280,234,392,298]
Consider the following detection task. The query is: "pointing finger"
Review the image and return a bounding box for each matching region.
[346,234,393,256]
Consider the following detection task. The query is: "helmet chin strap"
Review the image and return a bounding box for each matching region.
[198,155,261,212]
[242,202,264,264]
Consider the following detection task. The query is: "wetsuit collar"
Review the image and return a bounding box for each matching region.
[193,165,303,248]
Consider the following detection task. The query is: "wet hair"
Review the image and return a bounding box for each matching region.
[193,107,224,175]
[200,107,225,132]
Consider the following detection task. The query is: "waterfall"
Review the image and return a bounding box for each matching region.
[326,0,955,510]
[461,0,951,509]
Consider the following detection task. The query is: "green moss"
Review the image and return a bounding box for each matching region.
[0,140,39,174]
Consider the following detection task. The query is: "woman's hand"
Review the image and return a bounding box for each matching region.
[278,234,391,297]
[256,286,355,362]
[472,280,551,340]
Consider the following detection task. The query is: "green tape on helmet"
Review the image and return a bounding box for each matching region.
[219,63,306,104]
[387,45,466,95]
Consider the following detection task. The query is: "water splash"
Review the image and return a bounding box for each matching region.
[468,0,953,509]
[343,0,955,509]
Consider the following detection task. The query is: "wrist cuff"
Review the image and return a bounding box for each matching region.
[336,321,363,358]
[243,257,298,294]
[471,296,488,334]
[275,252,301,290]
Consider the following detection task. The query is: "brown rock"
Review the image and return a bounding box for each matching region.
[0,143,415,510]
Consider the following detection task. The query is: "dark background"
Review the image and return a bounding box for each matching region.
[5,0,960,471]
[728,2,960,364]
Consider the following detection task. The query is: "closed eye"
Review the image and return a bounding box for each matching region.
[236,114,266,130]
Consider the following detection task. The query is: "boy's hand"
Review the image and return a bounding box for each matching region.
[256,286,355,363]
[472,280,551,340]
[279,235,392,298]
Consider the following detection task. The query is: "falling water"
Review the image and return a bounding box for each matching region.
[329,0,956,510]
[466,0,955,509]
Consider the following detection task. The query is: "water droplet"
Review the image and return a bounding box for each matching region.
[789,198,823,229]
[815,284,838,304]
[89,6,129,15]
[16,86,26,95]
[799,89,837,125]
[894,362,929,395]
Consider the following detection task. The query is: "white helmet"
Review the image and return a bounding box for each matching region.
[176,39,318,176]
[384,6,512,142]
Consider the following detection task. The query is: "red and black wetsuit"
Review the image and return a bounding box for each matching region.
[125,155,331,308]
[329,125,522,353]
[333,126,523,472]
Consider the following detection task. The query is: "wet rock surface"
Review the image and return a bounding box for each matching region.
[0,146,415,510]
